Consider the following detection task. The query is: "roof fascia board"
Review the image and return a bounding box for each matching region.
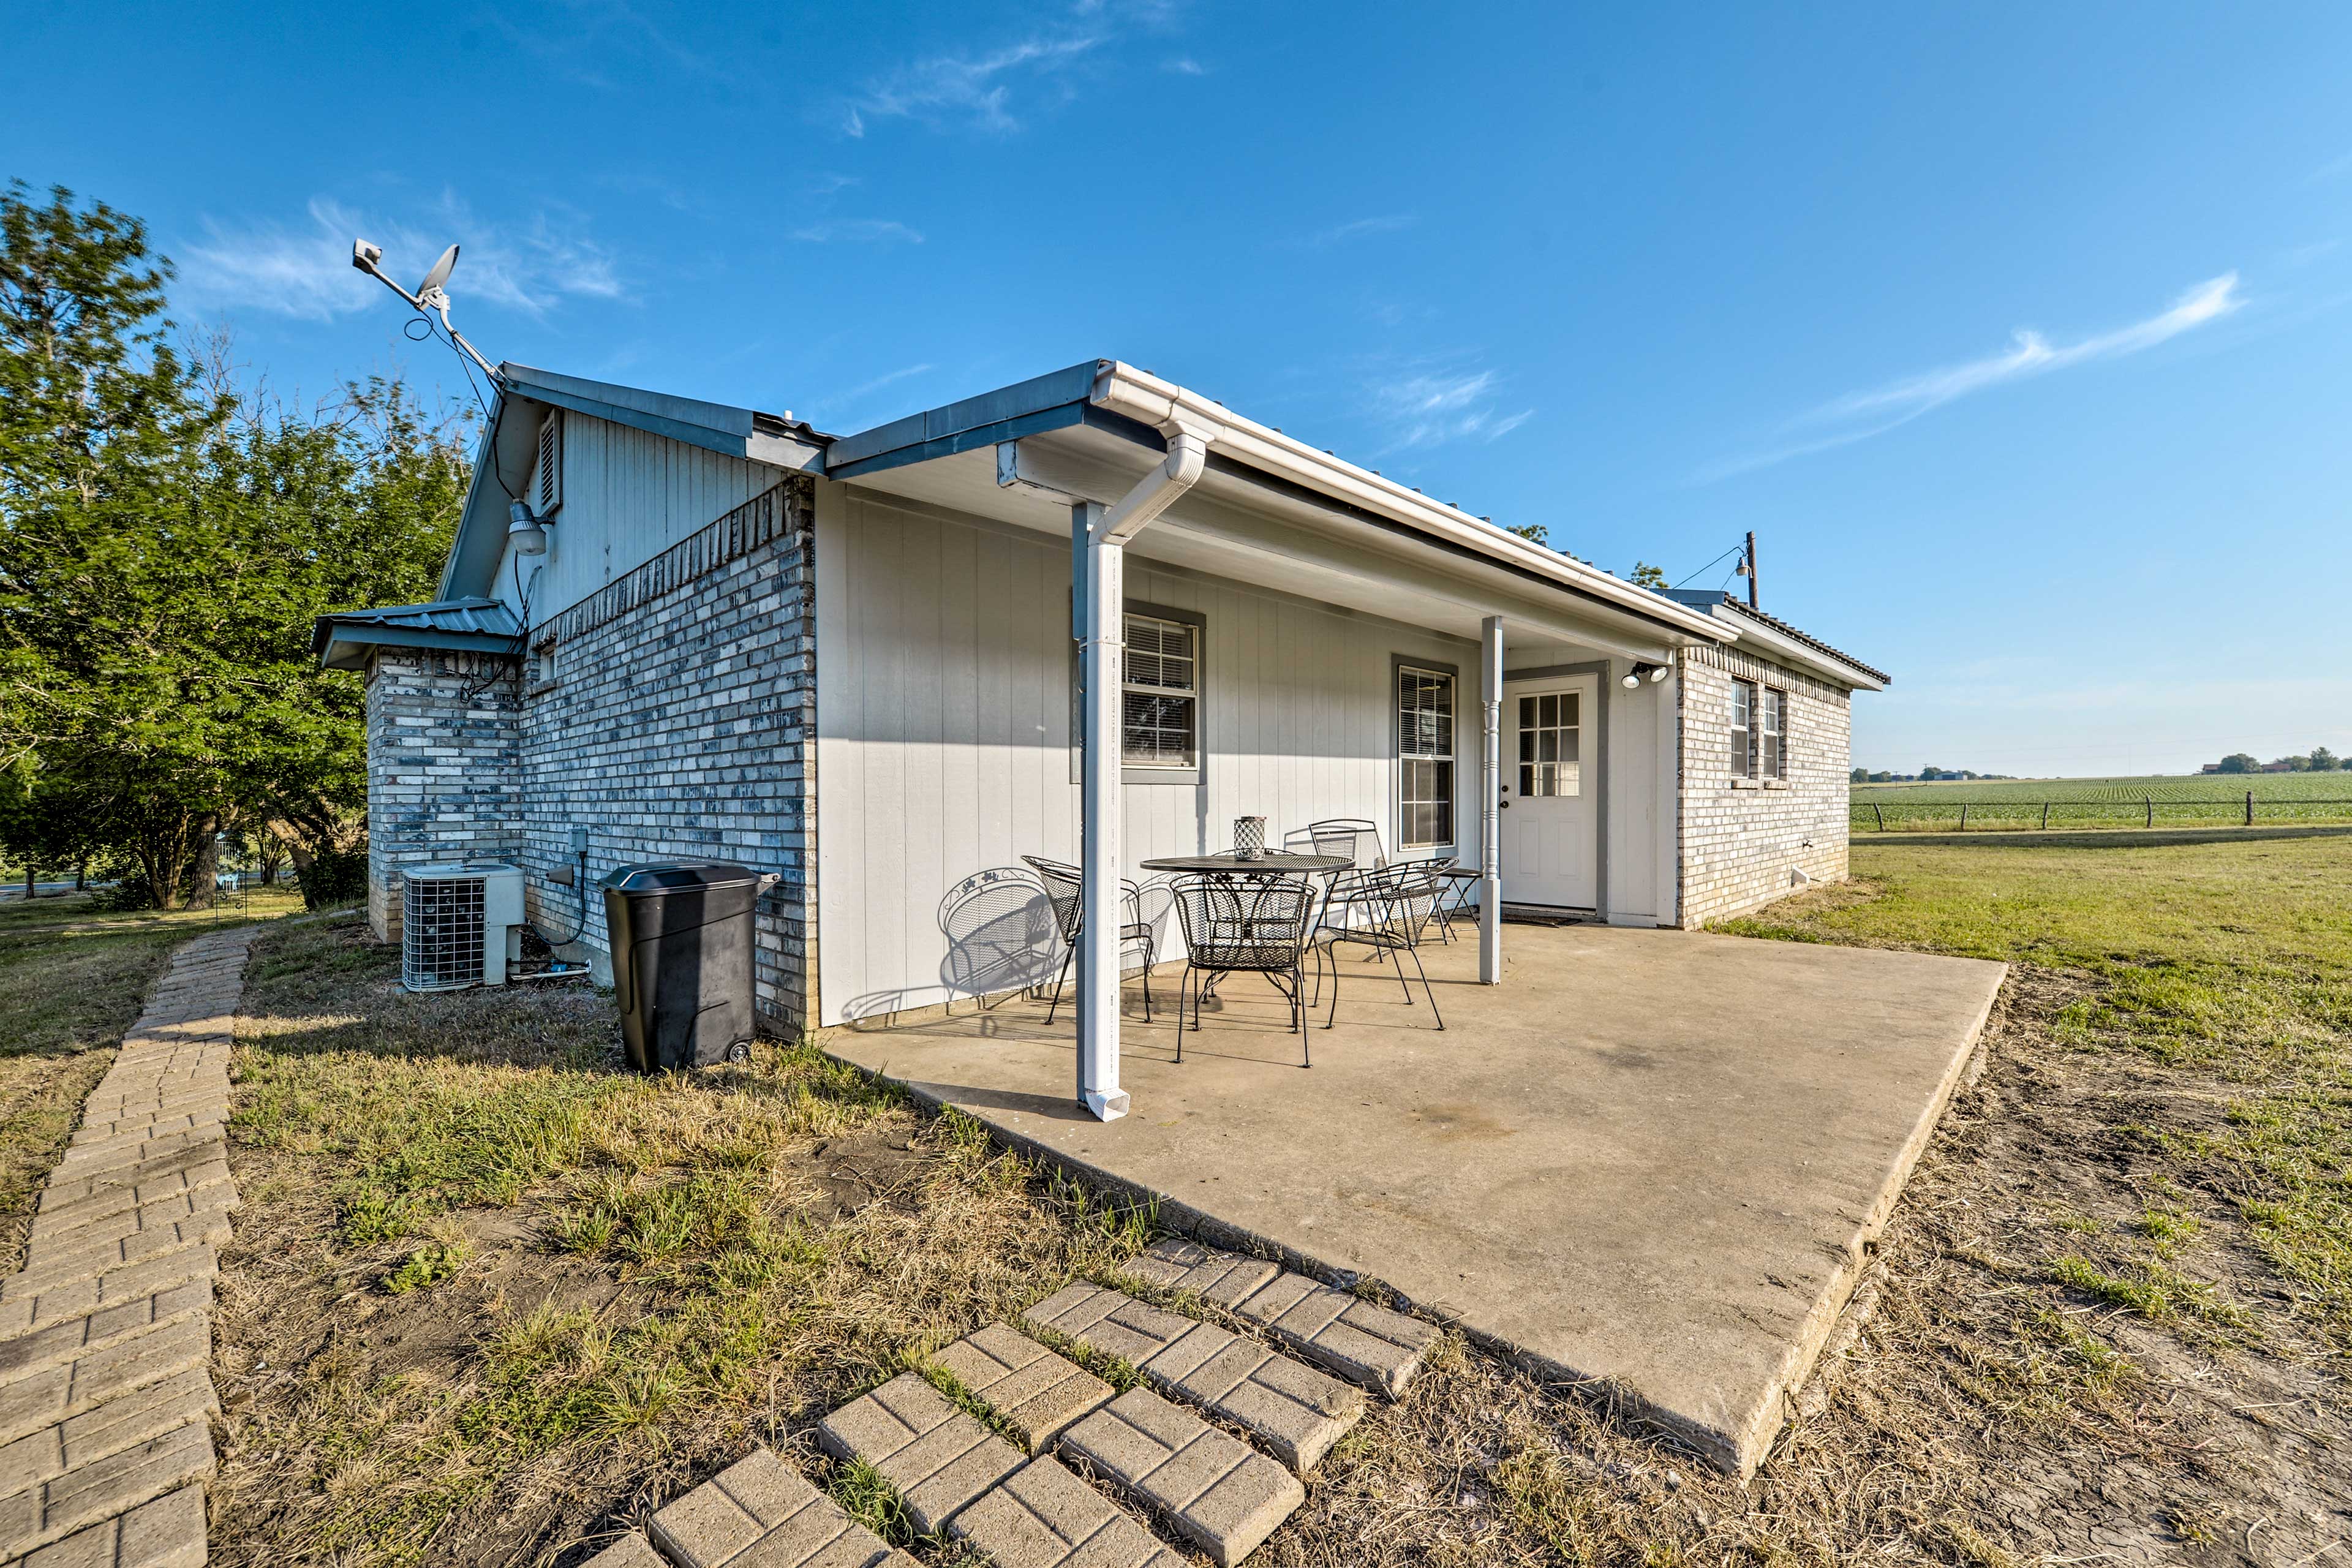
[1711,607,1886,690]
[1191,450,1720,647]
[317,625,524,672]
[503,363,755,441]
[827,399,1161,480]
[437,388,531,600]
[825,360,1111,469]
[1089,361,1732,644]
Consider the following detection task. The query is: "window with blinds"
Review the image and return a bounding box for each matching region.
[1121,614,1197,767]
[1731,679,1755,777]
[1398,666,1455,848]
[1517,690,1581,797]
[1730,679,1787,780]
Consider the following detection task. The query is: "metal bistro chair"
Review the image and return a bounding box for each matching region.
[1313,862,1446,1030]
[1022,855,1154,1025]
[1304,817,1389,871]
[1168,873,1321,1066]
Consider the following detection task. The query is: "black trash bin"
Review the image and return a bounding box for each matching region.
[601,862,770,1072]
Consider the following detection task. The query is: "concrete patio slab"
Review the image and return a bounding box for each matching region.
[823,922,2005,1476]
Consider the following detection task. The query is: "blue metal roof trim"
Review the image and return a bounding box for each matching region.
[824,360,1114,469]
[313,596,526,671]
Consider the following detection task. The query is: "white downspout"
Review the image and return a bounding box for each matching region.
[1076,429,1212,1120]
[1480,615,1504,984]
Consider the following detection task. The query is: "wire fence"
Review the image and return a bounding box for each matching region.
[1852,791,2352,832]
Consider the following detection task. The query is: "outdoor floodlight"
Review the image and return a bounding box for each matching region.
[508,499,548,555]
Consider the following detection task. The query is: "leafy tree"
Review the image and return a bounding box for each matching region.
[0,183,467,908]
[2215,753,2258,774]
[1504,522,1549,548]
[1630,562,1669,590]
[2309,746,2339,772]
[1850,767,1869,783]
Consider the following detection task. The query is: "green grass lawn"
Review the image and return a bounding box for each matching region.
[1852,771,2352,831]
[1728,834,2352,1348]
[0,888,306,1270]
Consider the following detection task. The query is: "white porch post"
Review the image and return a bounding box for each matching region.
[1068,427,1210,1123]
[1074,499,1131,1121]
[1480,614,1504,984]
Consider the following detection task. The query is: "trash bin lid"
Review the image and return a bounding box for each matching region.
[599,861,764,895]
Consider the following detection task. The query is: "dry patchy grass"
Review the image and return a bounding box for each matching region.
[215,837,2352,1566]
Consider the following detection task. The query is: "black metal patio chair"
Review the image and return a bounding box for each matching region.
[1022,854,1154,1025]
[1167,873,1321,1066]
[1312,862,1446,1030]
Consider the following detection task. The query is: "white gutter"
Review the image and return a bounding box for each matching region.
[1071,421,1215,1122]
[1090,363,1735,647]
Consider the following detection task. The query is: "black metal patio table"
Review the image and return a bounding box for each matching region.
[1139,854,1352,1004]
[1137,853,1352,876]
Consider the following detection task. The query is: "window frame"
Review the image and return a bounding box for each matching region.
[1730,677,1757,780]
[1760,684,1787,782]
[1392,656,1460,852]
[1069,598,1207,787]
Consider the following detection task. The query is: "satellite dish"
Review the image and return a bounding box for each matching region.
[417,244,459,297]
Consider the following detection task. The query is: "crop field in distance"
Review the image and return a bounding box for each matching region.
[1852,772,2352,831]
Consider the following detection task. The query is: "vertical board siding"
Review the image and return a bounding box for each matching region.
[815,492,1483,1028]
[497,412,784,624]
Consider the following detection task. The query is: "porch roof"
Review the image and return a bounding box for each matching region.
[829,360,1735,653]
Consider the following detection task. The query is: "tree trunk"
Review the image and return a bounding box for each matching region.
[187,816,220,911]
[21,862,32,902]
[74,856,86,891]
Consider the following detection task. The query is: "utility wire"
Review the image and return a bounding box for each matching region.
[1673,540,1746,590]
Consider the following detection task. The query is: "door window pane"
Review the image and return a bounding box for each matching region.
[1515,688,1581,797]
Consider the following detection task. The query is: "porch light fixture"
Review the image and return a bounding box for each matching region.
[1624,662,1670,688]
[507,499,548,555]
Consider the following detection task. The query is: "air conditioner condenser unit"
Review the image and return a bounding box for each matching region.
[401,862,527,991]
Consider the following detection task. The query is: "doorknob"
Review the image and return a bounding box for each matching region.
[1499,801,1511,809]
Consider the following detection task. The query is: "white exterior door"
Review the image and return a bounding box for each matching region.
[1499,674,1598,909]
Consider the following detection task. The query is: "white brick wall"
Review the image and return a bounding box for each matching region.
[1675,644,1852,927]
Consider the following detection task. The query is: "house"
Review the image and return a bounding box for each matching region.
[315,359,1888,1118]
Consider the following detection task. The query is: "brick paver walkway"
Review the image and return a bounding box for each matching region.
[0,925,259,1567]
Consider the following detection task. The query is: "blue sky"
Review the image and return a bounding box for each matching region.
[14,2,2350,776]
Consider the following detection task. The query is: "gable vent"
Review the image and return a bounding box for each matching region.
[535,409,563,515]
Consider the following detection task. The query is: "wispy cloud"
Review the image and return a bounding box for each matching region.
[1308,213,1417,247]
[1702,273,2244,480]
[831,2,1188,137]
[790,219,926,245]
[1164,55,1205,75]
[179,196,620,323]
[1369,367,1534,450]
[838,34,1103,136]
[810,362,938,420]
